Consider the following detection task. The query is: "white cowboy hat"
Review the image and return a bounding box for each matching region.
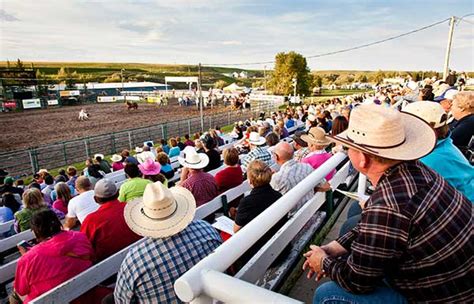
[125,182,196,238]
[402,101,448,129]
[248,132,266,146]
[301,127,331,146]
[178,148,209,169]
[110,154,122,162]
[135,147,143,153]
[94,153,104,160]
[136,151,155,164]
[328,104,436,161]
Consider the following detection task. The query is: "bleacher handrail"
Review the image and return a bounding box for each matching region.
[174,152,347,303]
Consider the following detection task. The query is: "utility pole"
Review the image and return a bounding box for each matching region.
[198,63,204,132]
[263,65,267,92]
[292,77,297,104]
[443,16,456,81]
[121,68,126,103]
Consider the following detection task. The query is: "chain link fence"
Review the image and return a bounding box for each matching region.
[1,100,280,177]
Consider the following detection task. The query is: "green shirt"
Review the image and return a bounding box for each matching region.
[14,207,48,232]
[118,178,152,203]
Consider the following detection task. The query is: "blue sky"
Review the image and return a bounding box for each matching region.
[0,0,473,71]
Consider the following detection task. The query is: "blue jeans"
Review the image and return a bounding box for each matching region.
[314,281,407,304]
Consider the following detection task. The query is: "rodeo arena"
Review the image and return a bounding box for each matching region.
[0,18,474,304]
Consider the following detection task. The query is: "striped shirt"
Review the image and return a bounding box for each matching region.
[270,159,314,216]
[240,146,272,172]
[294,147,310,162]
[114,220,222,304]
[323,160,473,303]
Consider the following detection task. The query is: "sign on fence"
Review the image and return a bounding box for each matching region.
[97,96,141,103]
[22,99,41,109]
[60,90,80,97]
[47,99,59,106]
[249,94,285,104]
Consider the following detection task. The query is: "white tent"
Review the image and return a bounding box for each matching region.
[223,83,244,92]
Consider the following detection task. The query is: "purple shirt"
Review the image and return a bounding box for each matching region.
[181,171,218,207]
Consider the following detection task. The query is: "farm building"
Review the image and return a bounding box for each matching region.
[49,81,171,96]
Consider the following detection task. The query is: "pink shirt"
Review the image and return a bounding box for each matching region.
[112,162,124,172]
[14,231,93,303]
[301,151,336,180]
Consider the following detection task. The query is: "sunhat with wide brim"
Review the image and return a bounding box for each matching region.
[125,182,196,238]
[178,149,209,169]
[111,154,122,162]
[301,127,331,146]
[402,101,448,129]
[138,158,162,175]
[248,132,266,146]
[328,103,436,161]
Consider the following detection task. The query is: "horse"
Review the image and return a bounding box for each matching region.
[125,101,138,110]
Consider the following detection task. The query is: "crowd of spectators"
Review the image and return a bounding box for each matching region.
[0,74,472,303]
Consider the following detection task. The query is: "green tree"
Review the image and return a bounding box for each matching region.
[355,73,368,83]
[213,80,228,89]
[325,73,340,83]
[372,70,386,84]
[268,51,312,95]
[313,75,323,88]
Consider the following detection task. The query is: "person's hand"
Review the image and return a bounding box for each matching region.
[320,241,348,257]
[302,245,328,281]
[17,245,28,256]
[315,182,331,192]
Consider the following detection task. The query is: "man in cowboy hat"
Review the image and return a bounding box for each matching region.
[240,132,272,173]
[80,179,141,262]
[178,148,218,207]
[114,182,222,303]
[303,104,472,303]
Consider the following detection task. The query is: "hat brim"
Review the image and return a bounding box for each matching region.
[248,137,266,146]
[111,156,122,162]
[328,112,436,161]
[300,134,331,146]
[178,153,209,169]
[124,186,196,238]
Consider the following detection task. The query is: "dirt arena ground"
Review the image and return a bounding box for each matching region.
[0,101,229,152]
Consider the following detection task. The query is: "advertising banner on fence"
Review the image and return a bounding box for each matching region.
[97,96,141,103]
[47,99,59,106]
[22,98,42,109]
[60,90,80,97]
[249,94,285,105]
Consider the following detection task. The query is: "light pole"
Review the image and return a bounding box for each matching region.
[121,68,126,103]
[292,77,297,104]
[443,16,456,81]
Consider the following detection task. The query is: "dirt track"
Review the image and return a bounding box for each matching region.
[0,102,228,152]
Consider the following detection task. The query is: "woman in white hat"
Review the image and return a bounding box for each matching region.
[110,154,124,172]
[300,127,336,181]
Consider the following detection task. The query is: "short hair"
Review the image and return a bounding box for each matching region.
[125,163,141,178]
[265,132,280,147]
[247,160,272,188]
[75,176,92,191]
[66,166,77,177]
[184,134,190,140]
[31,209,62,240]
[22,188,47,210]
[44,174,54,185]
[121,149,130,158]
[169,138,177,147]
[156,152,170,165]
[453,92,474,113]
[95,155,103,162]
[223,148,239,166]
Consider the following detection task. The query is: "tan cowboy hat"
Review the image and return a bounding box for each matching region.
[301,127,331,146]
[110,154,122,162]
[402,101,447,129]
[125,182,196,238]
[328,104,436,161]
[248,132,266,146]
[178,148,209,169]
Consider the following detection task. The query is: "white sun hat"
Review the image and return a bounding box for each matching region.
[178,148,209,169]
[248,132,266,146]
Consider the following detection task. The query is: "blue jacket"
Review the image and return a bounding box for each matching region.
[421,135,474,202]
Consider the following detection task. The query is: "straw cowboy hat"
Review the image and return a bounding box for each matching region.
[328,104,436,161]
[178,148,209,169]
[402,101,447,129]
[138,158,162,176]
[110,154,122,162]
[248,132,266,146]
[301,127,331,146]
[125,182,196,238]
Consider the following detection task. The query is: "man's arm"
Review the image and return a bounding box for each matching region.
[63,216,78,230]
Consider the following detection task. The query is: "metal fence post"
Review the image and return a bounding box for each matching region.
[187,120,191,136]
[111,133,116,154]
[128,131,133,150]
[84,139,90,158]
[161,124,165,139]
[209,116,212,130]
[227,112,231,125]
[62,143,67,166]
[28,149,39,175]
[163,124,168,140]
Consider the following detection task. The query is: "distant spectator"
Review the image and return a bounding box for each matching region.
[2,192,21,214]
[110,154,124,172]
[14,188,48,232]
[37,169,49,189]
[0,176,23,196]
[58,169,68,182]
[202,134,221,172]
[11,209,93,303]
[215,148,243,193]
[124,156,138,165]
[450,91,474,158]
[331,116,349,154]
[277,119,289,138]
[265,132,280,154]
[270,142,314,216]
[209,129,224,146]
[81,179,141,262]
[176,136,185,151]
[52,182,72,216]
[114,182,221,303]
[241,132,272,173]
[146,142,157,158]
[403,101,474,201]
[195,139,205,153]
[341,106,351,122]
[156,152,175,180]
[41,174,55,206]
[66,166,78,188]
[15,179,25,190]
[136,145,155,164]
[301,127,336,180]
[50,175,74,202]
[184,134,195,147]
[29,182,41,191]
[168,138,180,158]
[84,158,105,186]
[118,163,152,203]
[317,116,331,133]
[120,149,130,161]
[94,154,111,174]
[160,139,170,154]
[0,194,14,224]
[178,149,218,207]
[64,176,99,230]
[139,158,167,186]
[293,131,310,162]
[285,114,295,129]
[419,87,434,101]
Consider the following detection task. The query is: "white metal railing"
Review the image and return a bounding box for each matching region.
[174,152,347,303]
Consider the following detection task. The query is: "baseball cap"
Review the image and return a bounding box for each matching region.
[4,177,14,184]
[94,179,117,198]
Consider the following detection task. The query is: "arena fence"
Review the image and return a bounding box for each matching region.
[0,100,281,177]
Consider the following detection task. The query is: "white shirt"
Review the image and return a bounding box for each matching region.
[66,190,99,223]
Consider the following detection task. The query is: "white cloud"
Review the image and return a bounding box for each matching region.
[222,40,242,46]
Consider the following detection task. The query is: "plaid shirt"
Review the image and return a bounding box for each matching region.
[323,160,473,303]
[270,159,314,216]
[114,220,222,303]
[294,147,310,162]
[241,146,272,172]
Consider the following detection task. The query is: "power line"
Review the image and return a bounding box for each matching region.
[202,17,451,67]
